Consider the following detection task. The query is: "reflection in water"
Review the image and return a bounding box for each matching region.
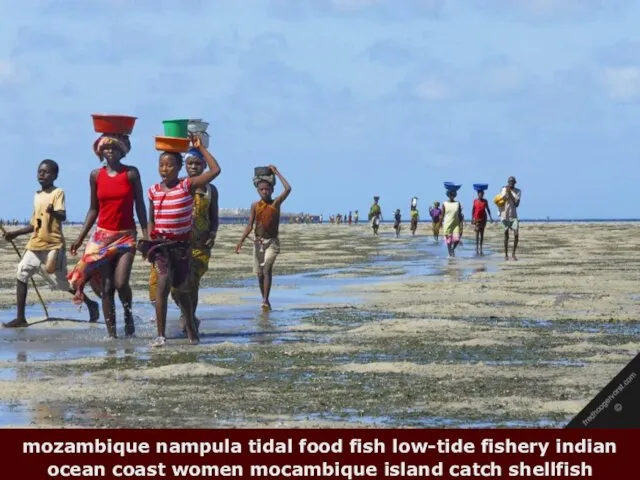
[255,312,275,345]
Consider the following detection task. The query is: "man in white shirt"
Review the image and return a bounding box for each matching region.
[499,176,521,261]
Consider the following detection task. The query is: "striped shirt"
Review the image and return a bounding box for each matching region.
[148,178,193,239]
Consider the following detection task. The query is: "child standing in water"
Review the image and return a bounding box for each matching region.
[2,160,100,327]
[148,147,219,334]
[236,165,292,311]
[440,190,464,258]
[471,189,493,256]
[144,135,221,347]
[410,208,419,236]
[429,201,442,242]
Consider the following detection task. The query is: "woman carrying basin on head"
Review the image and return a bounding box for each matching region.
[68,133,148,339]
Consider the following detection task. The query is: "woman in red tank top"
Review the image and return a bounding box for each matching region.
[68,133,148,338]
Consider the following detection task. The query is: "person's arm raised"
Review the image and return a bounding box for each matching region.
[268,165,291,207]
[188,135,221,191]
[70,170,99,255]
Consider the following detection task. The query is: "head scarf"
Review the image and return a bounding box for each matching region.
[184,147,204,162]
[93,134,131,158]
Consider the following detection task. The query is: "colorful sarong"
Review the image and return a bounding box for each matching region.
[68,227,136,304]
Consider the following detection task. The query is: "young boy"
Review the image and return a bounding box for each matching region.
[471,189,493,256]
[236,165,291,311]
[1,160,99,328]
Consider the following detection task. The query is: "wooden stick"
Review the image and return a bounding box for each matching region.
[0,224,50,319]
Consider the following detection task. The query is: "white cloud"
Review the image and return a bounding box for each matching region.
[602,67,640,101]
[0,60,28,86]
[415,77,453,100]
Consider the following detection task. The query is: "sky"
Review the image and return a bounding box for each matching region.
[1,0,640,221]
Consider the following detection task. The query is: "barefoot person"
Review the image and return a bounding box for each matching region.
[440,188,464,258]
[148,147,219,334]
[236,165,292,311]
[393,209,402,237]
[1,160,99,328]
[368,196,382,236]
[471,188,493,256]
[143,135,221,348]
[68,134,148,338]
[429,201,442,242]
[497,176,521,261]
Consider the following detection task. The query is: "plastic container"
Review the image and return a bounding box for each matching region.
[494,194,506,207]
[199,132,210,148]
[155,136,190,153]
[188,120,209,133]
[254,166,273,176]
[473,183,489,192]
[444,182,462,192]
[91,114,137,134]
[162,119,189,138]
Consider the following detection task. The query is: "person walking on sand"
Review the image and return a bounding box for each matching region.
[148,147,219,336]
[68,134,148,338]
[440,190,464,258]
[369,196,382,236]
[471,189,493,256]
[354,210,359,224]
[143,135,221,348]
[236,165,291,312]
[1,160,100,328]
[429,201,442,242]
[393,209,402,237]
[497,176,521,261]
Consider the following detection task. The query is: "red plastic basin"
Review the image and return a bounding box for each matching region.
[91,114,137,135]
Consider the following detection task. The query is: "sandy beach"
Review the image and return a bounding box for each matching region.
[0,222,638,428]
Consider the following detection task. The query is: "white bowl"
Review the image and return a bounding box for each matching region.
[188,120,209,133]
[199,132,210,148]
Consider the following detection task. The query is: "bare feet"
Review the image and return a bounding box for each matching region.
[261,302,272,312]
[504,256,509,261]
[511,255,518,261]
[2,318,28,328]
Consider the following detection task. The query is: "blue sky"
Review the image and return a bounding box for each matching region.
[1,0,640,221]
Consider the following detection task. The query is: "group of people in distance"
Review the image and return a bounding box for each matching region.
[367,176,522,260]
[1,130,292,348]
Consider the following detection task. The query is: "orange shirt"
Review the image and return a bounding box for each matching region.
[255,199,280,239]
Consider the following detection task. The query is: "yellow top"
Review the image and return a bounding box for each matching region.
[25,187,65,251]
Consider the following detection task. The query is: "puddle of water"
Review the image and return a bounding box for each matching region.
[0,402,30,426]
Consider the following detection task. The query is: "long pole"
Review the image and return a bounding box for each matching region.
[0,224,50,319]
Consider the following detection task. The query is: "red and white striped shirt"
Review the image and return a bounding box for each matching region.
[148,178,193,240]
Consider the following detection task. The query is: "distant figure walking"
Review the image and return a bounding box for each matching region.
[369,196,382,236]
[496,176,521,261]
[441,190,464,258]
[393,209,401,237]
[429,201,442,242]
[471,189,493,256]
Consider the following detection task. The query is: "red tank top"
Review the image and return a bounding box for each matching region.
[96,168,136,231]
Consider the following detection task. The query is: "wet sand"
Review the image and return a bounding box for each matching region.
[0,222,638,428]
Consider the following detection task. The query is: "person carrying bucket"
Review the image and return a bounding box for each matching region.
[69,131,148,339]
[410,197,419,236]
[148,147,219,336]
[471,184,493,256]
[440,183,464,258]
[142,134,221,348]
[368,196,382,236]
[235,165,292,312]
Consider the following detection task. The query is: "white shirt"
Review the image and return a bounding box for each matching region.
[500,187,521,221]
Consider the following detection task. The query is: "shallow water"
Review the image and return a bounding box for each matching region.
[0,234,502,427]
